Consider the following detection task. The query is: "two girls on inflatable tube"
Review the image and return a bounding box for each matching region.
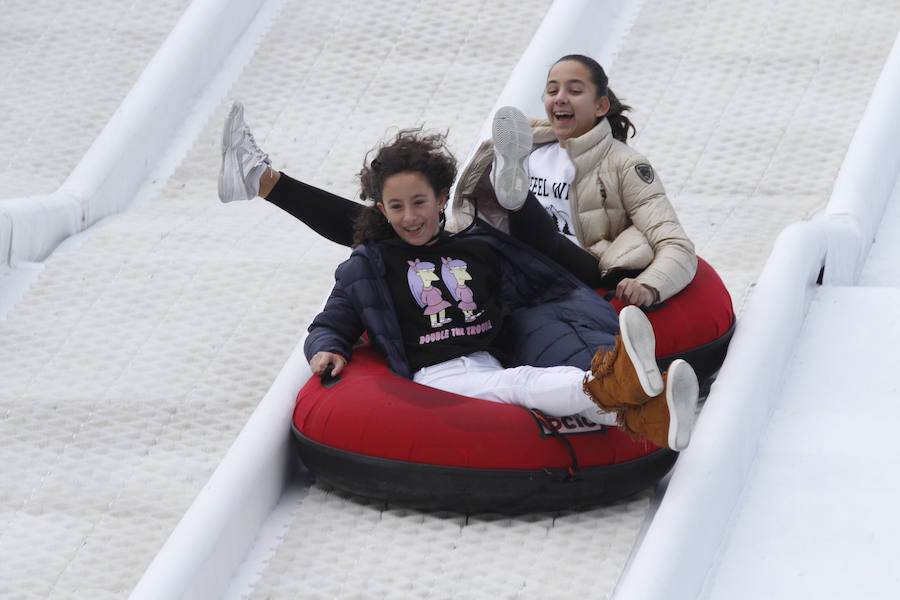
[217,55,735,510]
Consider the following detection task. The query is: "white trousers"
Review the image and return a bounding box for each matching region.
[413,351,617,426]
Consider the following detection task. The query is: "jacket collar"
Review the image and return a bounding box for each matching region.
[531,118,613,158]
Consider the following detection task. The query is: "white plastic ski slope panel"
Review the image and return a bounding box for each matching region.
[704,280,900,599]
[0,0,191,201]
[859,176,900,287]
[250,487,650,599]
[697,174,900,600]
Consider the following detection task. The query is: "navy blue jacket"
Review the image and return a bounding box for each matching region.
[304,221,619,379]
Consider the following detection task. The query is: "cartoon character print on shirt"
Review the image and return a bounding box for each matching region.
[407,259,453,328]
[396,252,495,351]
[440,257,484,323]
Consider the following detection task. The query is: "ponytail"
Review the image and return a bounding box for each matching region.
[605,88,636,143]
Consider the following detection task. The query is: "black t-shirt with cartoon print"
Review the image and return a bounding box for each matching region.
[377,235,506,373]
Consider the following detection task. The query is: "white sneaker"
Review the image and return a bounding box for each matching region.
[665,359,699,451]
[619,305,664,396]
[490,106,533,210]
[218,101,271,203]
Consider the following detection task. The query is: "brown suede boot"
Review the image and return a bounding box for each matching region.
[619,395,671,449]
[617,359,699,450]
[583,305,665,411]
[583,335,648,412]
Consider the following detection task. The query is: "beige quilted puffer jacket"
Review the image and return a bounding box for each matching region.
[449,118,697,301]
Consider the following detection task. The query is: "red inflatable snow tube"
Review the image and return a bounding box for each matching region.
[602,257,735,380]
[291,257,734,512]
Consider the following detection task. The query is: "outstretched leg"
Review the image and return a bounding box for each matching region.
[265,174,362,247]
[490,106,605,287]
[412,351,617,426]
[509,192,604,286]
[217,101,362,247]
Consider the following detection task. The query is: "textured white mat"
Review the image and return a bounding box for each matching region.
[0,0,191,201]
[612,0,900,311]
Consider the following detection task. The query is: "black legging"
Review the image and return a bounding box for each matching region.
[265,172,622,288]
[508,193,607,288]
[265,173,362,247]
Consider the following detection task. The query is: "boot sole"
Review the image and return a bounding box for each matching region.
[619,305,664,396]
[491,106,533,210]
[666,359,699,451]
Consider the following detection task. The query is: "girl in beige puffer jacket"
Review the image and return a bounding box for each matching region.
[450,55,697,307]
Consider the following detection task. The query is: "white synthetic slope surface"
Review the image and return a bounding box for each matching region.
[1,0,900,599]
[710,285,900,598]
[0,0,192,201]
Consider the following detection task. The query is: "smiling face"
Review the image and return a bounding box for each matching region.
[543,60,611,145]
[377,171,448,246]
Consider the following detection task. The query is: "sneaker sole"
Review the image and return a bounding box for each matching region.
[491,106,533,210]
[666,359,699,451]
[619,305,664,396]
[218,102,245,203]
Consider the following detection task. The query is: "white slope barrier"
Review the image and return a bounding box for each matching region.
[613,31,900,600]
[477,0,644,133]
[130,1,643,598]
[0,0,274,270]
[130,341,313,600]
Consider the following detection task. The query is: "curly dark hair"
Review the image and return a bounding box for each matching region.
[352,128,457,246]
[553,54,636,142]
